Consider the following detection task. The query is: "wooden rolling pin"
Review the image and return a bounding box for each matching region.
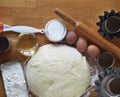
[55,8,120,60]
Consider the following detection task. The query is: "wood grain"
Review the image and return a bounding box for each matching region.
[0,0,120,97]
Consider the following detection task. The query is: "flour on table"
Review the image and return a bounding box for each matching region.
[0,61,29,97]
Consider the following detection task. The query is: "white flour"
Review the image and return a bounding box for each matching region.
[0,58,98,97]
[83,65,99,97]
[45,19,66,42]
[0,61,29,97]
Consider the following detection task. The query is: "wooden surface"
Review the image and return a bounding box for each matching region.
[0,0,120,97]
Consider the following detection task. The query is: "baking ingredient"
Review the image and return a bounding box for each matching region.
[87,45,100,58]
[65,30,78,45]
[26,44,91,97]
[45,19,66,42]
[76,37,87,52]
[95,67,120,97]
[0,36,10,53]
[55,8,120,61]
[16,32,38,56]
[0,61,29,97]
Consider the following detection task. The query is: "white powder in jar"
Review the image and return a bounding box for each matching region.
[45,19,66,42]
[0,61,29,97]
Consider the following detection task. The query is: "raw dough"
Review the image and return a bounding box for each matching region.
[26,44,91,97]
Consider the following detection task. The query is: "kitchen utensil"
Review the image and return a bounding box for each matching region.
[44,19,66,42]
[54,8,120,60]
[2,19,67,42]
[102,16,120,34]
[97,52,115,71]
[3,24,45,34]
[95,67,120,97]
[0,22,3,33]
[96,10,120,39]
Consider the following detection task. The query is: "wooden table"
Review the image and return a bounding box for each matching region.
[0,0,120,97]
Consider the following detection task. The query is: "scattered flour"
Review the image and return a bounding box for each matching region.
[0,61,29,97]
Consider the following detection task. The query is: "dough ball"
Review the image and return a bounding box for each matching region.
[26,44,91,97]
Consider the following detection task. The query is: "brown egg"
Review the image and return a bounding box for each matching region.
[65,30,78,45]
[76,37,88,52]
[87,45,100,58]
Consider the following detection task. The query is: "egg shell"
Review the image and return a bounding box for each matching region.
[65,30,78,45]
[87,45,100,58]
[76,37,88,52]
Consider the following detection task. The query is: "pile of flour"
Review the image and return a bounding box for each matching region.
[0,61,29,97]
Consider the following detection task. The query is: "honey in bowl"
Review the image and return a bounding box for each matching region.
[16,32,38,56]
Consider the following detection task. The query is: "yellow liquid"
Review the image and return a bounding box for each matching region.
[17,32,38,56]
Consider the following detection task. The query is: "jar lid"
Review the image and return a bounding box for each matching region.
[45,19,66,42]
